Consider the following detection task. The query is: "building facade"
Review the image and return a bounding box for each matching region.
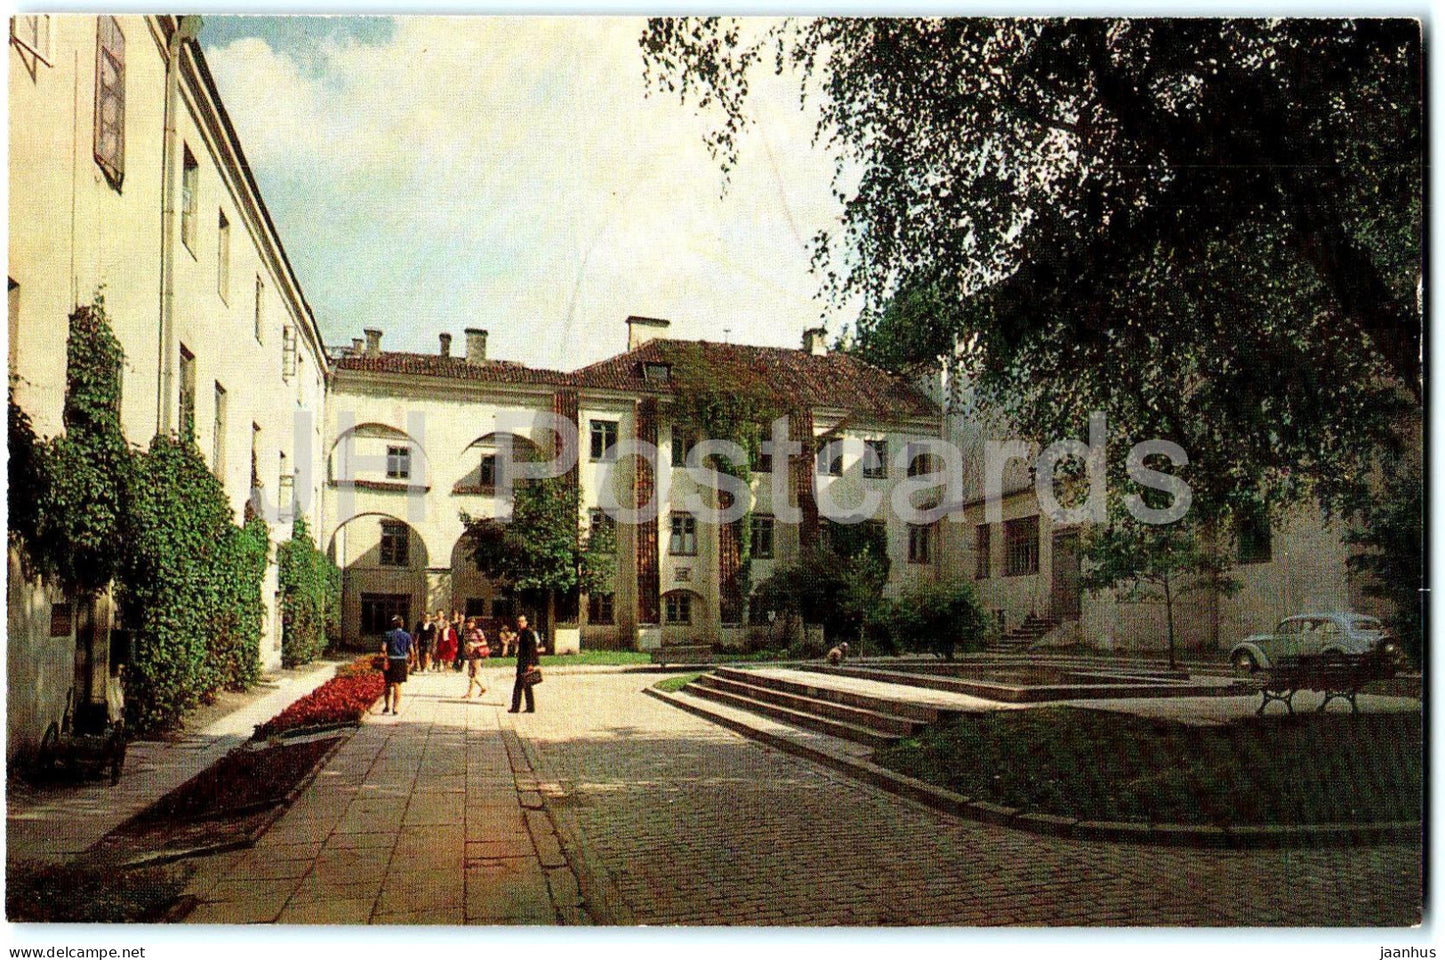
[323,318,944,651]
[8,15,329,757]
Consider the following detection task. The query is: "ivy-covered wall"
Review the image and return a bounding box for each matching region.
[9,301,276,740]
[277,516,342,667]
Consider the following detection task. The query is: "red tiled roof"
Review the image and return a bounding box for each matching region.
[333,340,938,421]
[334,352,569,386]
[569,339,937,420]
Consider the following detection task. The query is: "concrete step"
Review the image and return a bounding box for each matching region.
[712,667,944,724]
[685,683,901,749]
[695,674,922,736]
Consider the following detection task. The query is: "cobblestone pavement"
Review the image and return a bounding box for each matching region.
[182,667,585,924]
[513,672,1422,927]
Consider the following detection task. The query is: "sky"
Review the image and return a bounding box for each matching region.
[200,16,857,371]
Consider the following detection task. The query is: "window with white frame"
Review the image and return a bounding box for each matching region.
[253,276,265,343]
[589,420,618,461]
[588,592,615,625]
[181,146,198,252]
[282,323,297,379]
[217,209,230,302]
[664,592,692,625]
[379,521,409,567]
[93,17,125,188]
[12,15,52,64]
[212,382,226,479]
[385,445,410,481]
[1003,516,1040,577]
[669,512,697,555]
[750,515,774,559]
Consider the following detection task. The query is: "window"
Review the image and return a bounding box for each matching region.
[665,592,692,625]
[277,451,293,517]
[479,453,498,489]
[669,512,697,555]
[750,515,774,559]
[643,362,670,383]
[491,597,514,620]
[816,438,843,476]
[253,276,265,343]
[49,602,74,637]
[908,524,933,564]
[907,443,934,477]
[216,210,230,301]
[380,521,409,567]
[1004,516,1040,577]
[589,420,618,461]
[385,445,410,480]
[9,279,19,370]
[360,593,409,635]
[212,383,226,478]
[751,423,773,473]
[589,509,617,551]
[12,15,52,63]
[282,323,297,379]
[863,440,888,479]
[178,345,196,443]
[250,424,261,493]
[588,592,615,625]
[93,16,124,188]
[1236,507,1273,565]
[181,146,198,252]
[671,425,692,468]
[975,524,991,579]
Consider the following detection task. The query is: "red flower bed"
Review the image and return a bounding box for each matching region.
[253,657,384,739]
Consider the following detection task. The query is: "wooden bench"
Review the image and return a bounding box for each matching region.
[649,645,716,668]
[1256,653,1396,716]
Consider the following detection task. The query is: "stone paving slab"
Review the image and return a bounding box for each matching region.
[6,660,338,865]
[179,670,583,925]
[512,671,1421,926]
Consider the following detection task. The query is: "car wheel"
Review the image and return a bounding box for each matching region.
[1232,650,1259,675]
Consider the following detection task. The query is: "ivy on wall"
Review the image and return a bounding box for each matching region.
[8,298,275,738]
[277,516,341,667]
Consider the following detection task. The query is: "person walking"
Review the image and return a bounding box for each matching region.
[416,613,436,672]
[508,614,544,714]
[463,617,489,699]
[434,610,456,671]
[381,615,411,715]
[450,611,466,671]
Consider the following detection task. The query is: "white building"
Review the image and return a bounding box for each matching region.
[8,15,328,757]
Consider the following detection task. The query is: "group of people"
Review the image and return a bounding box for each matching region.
[409,610,520,673]
[381,612,544,715]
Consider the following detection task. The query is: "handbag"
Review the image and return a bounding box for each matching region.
[521,665,543,687]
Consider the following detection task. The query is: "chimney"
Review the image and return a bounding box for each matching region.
[364,328,382,358]
[350,337,363,357]
[627,315,671,351]
[465,328,488,365]
[439,332,452,357]
[803,327,828,356]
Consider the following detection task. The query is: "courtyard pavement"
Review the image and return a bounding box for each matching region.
[142,666,1421,926]
[7,660,338,865]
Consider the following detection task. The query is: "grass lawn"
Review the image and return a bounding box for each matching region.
[874,706,1422,826]
[653,672,703,693]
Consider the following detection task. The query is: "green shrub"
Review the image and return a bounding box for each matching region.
[890,581,993,659]
[278,517,341,667]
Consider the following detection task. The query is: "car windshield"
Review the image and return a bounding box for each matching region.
[1348,616,1385,634]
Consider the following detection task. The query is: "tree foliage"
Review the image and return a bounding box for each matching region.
[1346,461,1423,661]
[1081,514,1237,668]
[278,516,342,667]
[461,477,610,633]
[641,18,1423,519]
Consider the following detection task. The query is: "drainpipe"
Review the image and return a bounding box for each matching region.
[155,15,203,437]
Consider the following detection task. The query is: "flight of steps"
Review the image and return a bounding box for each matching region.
[682,667,951,748]
[987,614,1059,653]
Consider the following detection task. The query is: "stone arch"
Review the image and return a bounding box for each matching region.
[328,421,432,489]
[453,431,546,493]
[328,512,430,648]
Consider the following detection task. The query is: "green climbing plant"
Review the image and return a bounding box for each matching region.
[278,516,342,667]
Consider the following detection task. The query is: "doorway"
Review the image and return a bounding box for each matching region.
[1050,530,1081,619]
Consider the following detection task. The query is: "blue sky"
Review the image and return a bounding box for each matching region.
[200,16,854,370]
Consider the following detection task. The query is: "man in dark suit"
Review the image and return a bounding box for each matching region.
[508,614,543,713]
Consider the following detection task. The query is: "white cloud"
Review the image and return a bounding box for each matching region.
[205,16,857,369]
